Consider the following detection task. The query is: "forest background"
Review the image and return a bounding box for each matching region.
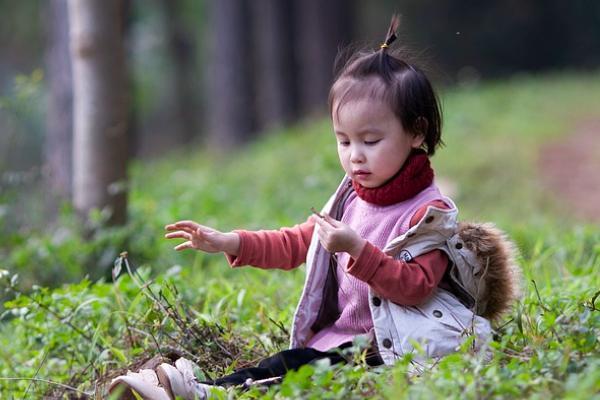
[0,0,599,398]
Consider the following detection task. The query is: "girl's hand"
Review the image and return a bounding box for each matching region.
[164,220,240,255]
[311,213,366,259]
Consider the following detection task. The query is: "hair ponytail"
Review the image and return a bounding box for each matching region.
[380,14,400,51]
[376,14,404,81]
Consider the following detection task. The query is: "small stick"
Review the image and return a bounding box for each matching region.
[310,207,324,219]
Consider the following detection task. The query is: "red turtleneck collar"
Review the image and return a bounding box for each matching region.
[351,149,434,206]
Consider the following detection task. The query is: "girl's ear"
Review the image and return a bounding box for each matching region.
[411,133,425,149]
[411,117,428,148]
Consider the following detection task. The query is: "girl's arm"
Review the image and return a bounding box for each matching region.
[346,200,450,305]
[225,218,315,270]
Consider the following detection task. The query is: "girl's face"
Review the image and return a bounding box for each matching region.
[332,98,424,188]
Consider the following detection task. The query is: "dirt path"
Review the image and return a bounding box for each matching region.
[538,119,600,224]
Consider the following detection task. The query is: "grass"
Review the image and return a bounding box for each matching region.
[0,70,599,398]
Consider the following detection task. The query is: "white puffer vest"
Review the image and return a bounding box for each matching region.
[290,176,492,366]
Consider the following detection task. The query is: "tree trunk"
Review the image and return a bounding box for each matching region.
[44,0,73,209]
[294,0,355,116]
[252,0,297,131]
[68,0,129,225]
[122,0,138,160]
[206,0,254,149]
[161,0,199,145]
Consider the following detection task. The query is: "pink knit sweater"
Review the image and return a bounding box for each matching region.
[308,185,446,350]
[226,191,449,351]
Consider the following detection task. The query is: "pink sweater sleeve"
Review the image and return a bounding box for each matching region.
[346,200,450,305]
[225,218,315,270]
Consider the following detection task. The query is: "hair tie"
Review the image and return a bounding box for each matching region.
[379,14,400,51]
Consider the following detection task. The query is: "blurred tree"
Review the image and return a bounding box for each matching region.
[293,0,355,116]
[122,0,138,161]
[252,0,297,130]
[206,0,254,149]
[68,0,129,225]
[204,0,356,147]
[44,0,73,209]
[161,0,199,145]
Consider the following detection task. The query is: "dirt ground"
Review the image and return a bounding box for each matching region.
[538,119,600,224]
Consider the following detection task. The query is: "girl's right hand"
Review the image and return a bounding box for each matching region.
[164,220,240,255]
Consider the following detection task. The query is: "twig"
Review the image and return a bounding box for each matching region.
[501,348,532,362]
[495,317,515,332]
[147,326,165,360]
[267,316,289,337]
[250,333,269,354]
[531,279,562,343]
[531,280,550,312]
[158,287,204,344]
[64,360,95,399]
[22,349,48,399]
[112,276,136,348]
[0,377,92,397]
[310,207,324,219]
[121,255,200,344]
[583,289,600,312]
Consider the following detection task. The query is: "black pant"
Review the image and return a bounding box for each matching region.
[206,342,383,387]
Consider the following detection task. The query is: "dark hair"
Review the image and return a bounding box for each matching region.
[328,15,443,156]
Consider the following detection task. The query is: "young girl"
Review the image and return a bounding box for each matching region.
[110,15,518,400]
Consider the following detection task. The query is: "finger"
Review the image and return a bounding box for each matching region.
[312,215,325,228]
[164,231,192,240]
[320,213,339,227]
[316,234,331,252]
[313,214,334,229]
[316,228,329,246]
[174,241,193,251]
[168,223,206,237]
[165,220,201,231]
[165,224,197,234]
[323,213,341,227]
[315,222,332,237]
[316,227,326,239]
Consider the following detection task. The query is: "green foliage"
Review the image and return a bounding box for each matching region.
[1,72,600,398]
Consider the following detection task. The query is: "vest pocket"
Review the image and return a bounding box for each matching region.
[416,294,470,334]
[385,290,481,359]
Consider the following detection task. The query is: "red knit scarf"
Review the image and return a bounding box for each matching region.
[351,149,434,206]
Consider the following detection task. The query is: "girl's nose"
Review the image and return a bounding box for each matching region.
[350,147,365,163]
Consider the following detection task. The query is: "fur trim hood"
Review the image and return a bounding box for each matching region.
[457,222,522,322]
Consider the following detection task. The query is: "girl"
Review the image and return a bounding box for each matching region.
[110,15,518,400]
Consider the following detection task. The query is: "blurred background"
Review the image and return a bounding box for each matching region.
[1,0,599,287]
[2,3,600,397]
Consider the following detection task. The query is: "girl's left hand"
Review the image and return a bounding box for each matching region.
[311,213,366,259]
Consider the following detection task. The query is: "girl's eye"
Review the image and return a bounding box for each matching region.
[365,140,381,145]
[339,141,350,146]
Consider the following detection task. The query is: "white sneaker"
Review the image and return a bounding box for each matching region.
[157,359,218,400]
[109,369,170,400]
[156,363,188,400]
